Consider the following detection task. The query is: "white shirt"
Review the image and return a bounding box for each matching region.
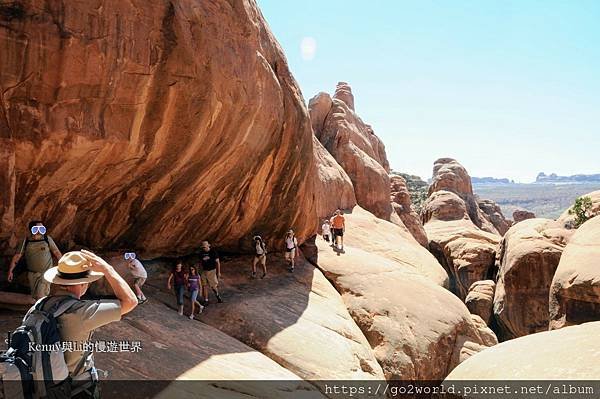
[128,259,147,279]
[322,223,331,236]
[255,241,265,255]
[285,237,297,250]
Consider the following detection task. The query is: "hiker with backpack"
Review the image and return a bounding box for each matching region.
[1,250,137,399]
[198,241,223,305]
[284,230,299,272]
[124,252,147,304]
[167,262,186,316]
[330,210,346,250]
[186,265,203,319]
[251,235,267,279]
[6,220,63,299]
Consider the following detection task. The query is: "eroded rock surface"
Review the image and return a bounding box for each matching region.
[0,0,317,257]
[557,190,600,228]
[494,219,572,340]
[513,209,536,223]
[390,175,428,247]
[465,280,495,325]
[308,84,391,220]
[478,199,511,236]
[550,216,600,330]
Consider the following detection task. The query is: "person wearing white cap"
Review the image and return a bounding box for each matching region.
[41,249,138,390]
[284,229,298,272]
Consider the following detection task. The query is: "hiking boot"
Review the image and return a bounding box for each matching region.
[261,272,266,279]
[251,271,256,279]
[288,267,294,273]
[197,305,204,314]
[189,314,194,320]
[216,294,223,303]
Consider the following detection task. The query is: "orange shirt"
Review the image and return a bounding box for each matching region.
[331,214,345,229]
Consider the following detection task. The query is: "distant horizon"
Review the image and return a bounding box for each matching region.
[258,0,600,184]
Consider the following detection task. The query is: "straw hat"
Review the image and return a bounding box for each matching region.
[43,251,104,285]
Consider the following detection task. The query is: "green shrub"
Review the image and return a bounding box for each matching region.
[568,196,593,228]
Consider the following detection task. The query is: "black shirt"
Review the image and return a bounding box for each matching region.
[199,248,219,271]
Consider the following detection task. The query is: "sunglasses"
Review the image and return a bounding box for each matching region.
[31,225,47,235]
[124,252,136,260]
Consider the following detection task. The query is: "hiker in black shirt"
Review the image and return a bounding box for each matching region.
[198,241,223,304]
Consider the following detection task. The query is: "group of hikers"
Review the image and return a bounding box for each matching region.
[0,211,345,398]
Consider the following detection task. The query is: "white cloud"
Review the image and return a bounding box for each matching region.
[300,37,317,61]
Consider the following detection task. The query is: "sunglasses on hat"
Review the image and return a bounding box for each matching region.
[124,252,136,260]
[31,225,47,235]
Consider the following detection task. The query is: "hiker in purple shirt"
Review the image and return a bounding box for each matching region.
[186,265,203,319]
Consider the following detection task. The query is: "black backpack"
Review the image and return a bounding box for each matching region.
[0,296,92,399]
[13,237,50,276]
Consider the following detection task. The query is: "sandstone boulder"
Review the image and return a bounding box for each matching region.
[312,231,496,380]
[422,190,499,299]
[557,190,600,228]
[312,136,357,219]
[309,85,391,220]
[390,175,428,247]
[513,209,536,223]
[549,215,600,330]
[477,199,511,235]
[445,322,600,380]
[494,219,573,340]
[308,92,332,138]
[465,280,495,325]
[0,0,317,257]
[428,158,500,235]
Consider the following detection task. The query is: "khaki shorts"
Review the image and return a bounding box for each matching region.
[253,254,266,266]
[27,271,50,300]
[201,269,218,289]
[134,277,146,287]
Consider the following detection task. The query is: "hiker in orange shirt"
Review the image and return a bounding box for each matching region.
[330,209,346,250]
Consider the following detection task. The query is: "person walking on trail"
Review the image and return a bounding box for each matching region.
[42,250,137,397]
[321,220,332,243]
[167,262,186,315]
[7,220,63,299]
[187,265,203,319]
[125,252,147,304]
[251,235,267,279]
[284,230,299,272]
[330,210,346,250]
[199,241,223,305]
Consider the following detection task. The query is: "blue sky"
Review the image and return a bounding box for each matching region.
[257,0,600,182]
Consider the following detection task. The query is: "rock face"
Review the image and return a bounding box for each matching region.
[465,280,495,325]
[550,216,600,330]
[309,84,391,220]
[494,219,572,340]
[445,322,600,380]
[422,190,500,300]
[313,136,357,219]
[311,209,495,380]
[557,190,600,228]
[390,175,428,247]
[477,199,511,235]
[0,0,317,257]
[428,158,501,235]
[513,209,536,223]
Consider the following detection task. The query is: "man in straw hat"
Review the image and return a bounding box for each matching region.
[41,249,138,395]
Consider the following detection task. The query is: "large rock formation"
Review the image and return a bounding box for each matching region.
[422,190,499,299]
[428,158,502,235]
[550,215,600,330]
[557,190,600,228]
[390,175,428,247]
[513,209,536,223]
[465,280,495,325]
[0,0,318,257]
[494,219,572,340]
[308,85,391,220]
[311,209,495,380]
[445,322,600,380]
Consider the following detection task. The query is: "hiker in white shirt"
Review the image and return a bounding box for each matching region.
[284,230,299,272]
[125,252,147,304]
[321,220,332,243]
[251,235,268,279]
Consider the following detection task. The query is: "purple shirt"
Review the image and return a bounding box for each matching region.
[188,275,200,291]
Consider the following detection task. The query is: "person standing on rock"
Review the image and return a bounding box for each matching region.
[321,220,332,243]
[199,241,223,305]
[284,230,299,272]
[330,210,346,250]
[167,262,186,315]
[125,252,147,304]
[186,265,203,319]
[7,220,63,299]
[42,250,138,397]
[251,235,267,279]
